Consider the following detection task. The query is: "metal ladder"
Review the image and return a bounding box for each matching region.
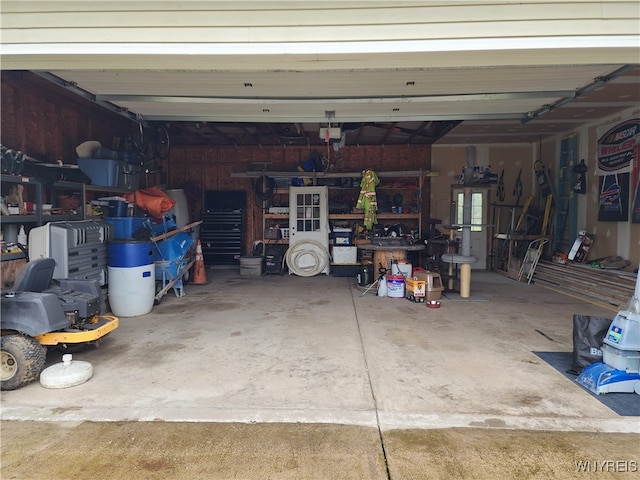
[517,238,548,284]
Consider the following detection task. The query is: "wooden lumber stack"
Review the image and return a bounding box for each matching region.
[534,260,637,312]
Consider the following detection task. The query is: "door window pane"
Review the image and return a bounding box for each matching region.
[457,192,483,232]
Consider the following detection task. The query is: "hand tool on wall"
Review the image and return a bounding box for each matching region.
[535,159,557,204]
[513,169,522,206]
[497,169,505,202]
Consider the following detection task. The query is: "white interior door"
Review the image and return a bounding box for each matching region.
[452,188,489,270]
[289,186,329,244]
[289,186,330,274]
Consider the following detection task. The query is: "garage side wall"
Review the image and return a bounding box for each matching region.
[0,71,134,163]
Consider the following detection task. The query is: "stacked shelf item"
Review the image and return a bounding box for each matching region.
[330,227,358,277]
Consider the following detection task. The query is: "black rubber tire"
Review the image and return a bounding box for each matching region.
[1,335,47,391]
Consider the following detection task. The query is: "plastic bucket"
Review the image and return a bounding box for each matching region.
[240,256,262,276]
[358,264,373,286]
[108,240,153,268]
[387,274,405,298]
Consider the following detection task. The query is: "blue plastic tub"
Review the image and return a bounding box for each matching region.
[77,158,121,187]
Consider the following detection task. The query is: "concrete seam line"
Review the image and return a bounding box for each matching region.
[349,279,392,480]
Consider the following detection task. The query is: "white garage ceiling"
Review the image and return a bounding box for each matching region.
[37,63,640,146]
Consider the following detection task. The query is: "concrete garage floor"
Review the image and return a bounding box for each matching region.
[2,270,639,479]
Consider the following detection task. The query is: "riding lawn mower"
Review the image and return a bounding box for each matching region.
[1,258,118,390]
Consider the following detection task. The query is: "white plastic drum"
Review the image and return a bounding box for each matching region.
[166,188,190,228]
[108,240,155,317]
[108,265,155,316]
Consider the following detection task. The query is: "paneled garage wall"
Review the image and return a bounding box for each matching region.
[434,125,640,267]
[1,72,435,257]
[0,71,133,163]
[165,144,433,255]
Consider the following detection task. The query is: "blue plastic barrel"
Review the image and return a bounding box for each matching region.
[108,240,153,268]
[108,239,155,317]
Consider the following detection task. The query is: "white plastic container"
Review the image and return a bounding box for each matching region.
[391,262,412,277]
[602,343,640,373]
[17,225,27,246]
[332,246,357,264]
[166,189,190,228]
[387,274,405,298]
[108,265,155,317]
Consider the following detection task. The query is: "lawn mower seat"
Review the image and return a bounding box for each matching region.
[10,258,102,318]
[12,258,56,293]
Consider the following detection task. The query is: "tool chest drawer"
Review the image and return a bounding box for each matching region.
[200,210,243,265]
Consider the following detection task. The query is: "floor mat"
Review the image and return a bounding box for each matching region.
[442,292,488,302]
[534,351,639,417]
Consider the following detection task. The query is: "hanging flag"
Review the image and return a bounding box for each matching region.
[595,118,640,176]
[595,118,638,222]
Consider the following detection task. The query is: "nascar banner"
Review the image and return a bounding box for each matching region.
[596,119,639,221]
[596,118,640,176]
[633,151,640,223]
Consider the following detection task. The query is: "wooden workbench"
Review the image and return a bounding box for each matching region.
[357,243,425,272]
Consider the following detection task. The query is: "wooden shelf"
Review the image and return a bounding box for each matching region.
[378,213,419,220]
[328,213,418,220]
[495,234,548,241]
[1,251,27,262]
[232,169,438,179]
[259,170,428,241]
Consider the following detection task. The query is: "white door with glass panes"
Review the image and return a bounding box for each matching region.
[452,188,489,270]
[289,186,330,274]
